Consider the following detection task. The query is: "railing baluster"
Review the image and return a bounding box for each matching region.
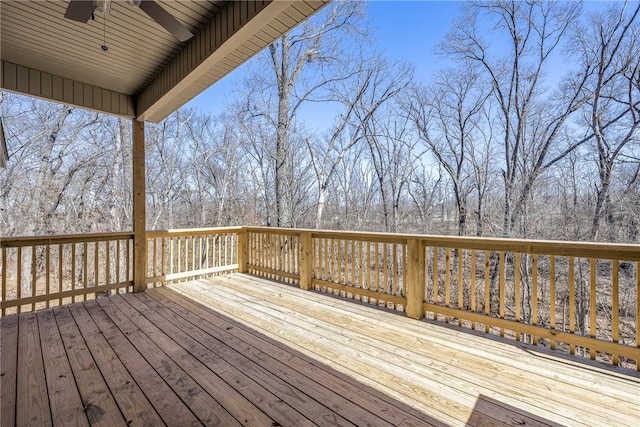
[204,236,209,273]
[515,253,521,341]
[484,251,490,333]
[532,254,538,344]
[45,245,50,308]
[1,247,6,316]
[116,240,120,294]
[433,247,439,318]
[499,251,505,337]
[31,245,36,311]
[458,249,463,326]
[82,242,87,302]
[470,249,476,329]
[177,238,182,276]
[365,241,370,291]
[289,235,294,279]
[375,242,380,293]
[383,244,389,295]
[17,247,22,313]
[323,238,328,282]
[402,243,407,297]
[445,248,451,322]
[568,256,576,354]
[227,233,231,270]
[392,243,397,296]
[351,240,355,288]
[153,238,157,284]
[612,260,619,365]
[95,241,100,297]
[359,241,365,292]
[58,243,67,305]
[550,256,556,349]
[589,258,596,359]
[106,240,110,290]
[126,239,131,286]
[197,236,202,268]
[169,238,174,277]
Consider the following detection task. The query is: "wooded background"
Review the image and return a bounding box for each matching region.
[2,0,639,243]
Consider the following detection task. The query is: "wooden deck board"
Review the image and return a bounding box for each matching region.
[94,296,241,427]
[116,293,325,427]
[83,300,202,427]
[204,274,639,424]
[127,292,386,427]
[52,306,128,427]
[65,303,164,426]
[16,311,52,427]
[148,287,445,427]
[37,309,90,427]
[177,279,543,426]
[0,314,18,427]
[112,296,274,426]
[1,273,638,427]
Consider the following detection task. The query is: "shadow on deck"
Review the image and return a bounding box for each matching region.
[1,273,638,426]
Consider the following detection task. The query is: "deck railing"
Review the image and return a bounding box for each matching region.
[1,226,638,369]
[240,227,640,370]
[146,227,240,286]
[0,232,134,315]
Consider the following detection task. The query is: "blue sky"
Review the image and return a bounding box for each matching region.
[186,1,461,115]
[185,0,616,121]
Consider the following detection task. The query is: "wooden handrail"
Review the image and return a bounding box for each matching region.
[146,226,243,238]
[0,232,135,247]
[244,226,640,260]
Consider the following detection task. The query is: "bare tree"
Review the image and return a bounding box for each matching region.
[572,1,640,241]
[441,0,589,237]
[407,67,489,235]
[306,57,412,229]
[241,1,366,227]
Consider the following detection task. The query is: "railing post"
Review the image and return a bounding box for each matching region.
[406,238,425,320]
[132,119,147,293]
[299,231,313,291]
[237,228,248,273]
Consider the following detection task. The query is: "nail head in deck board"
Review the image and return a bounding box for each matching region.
[1,314,19,427]
[17,312,52,426]
[36,309,90,427]
[140,290,434,427]
[94,296,243,427]
[52,306,128,427]
[66,303,164,426]
[82,300,200,426]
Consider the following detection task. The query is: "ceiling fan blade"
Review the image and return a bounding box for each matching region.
[139,0,193,42]
[64,0,96,23]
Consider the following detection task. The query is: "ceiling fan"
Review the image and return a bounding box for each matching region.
[64,0,194,42]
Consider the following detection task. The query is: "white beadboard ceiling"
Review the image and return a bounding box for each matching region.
[0,0,328,121]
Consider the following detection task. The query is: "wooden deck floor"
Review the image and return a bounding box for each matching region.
[1,273,638,427]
